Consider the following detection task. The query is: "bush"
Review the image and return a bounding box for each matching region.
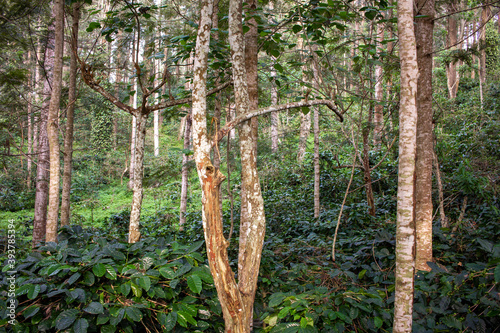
[0,226,223,332]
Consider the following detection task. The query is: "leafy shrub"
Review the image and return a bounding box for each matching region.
[0,226,223,332]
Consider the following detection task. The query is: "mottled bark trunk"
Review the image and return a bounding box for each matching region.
[446,1,458,99]
[313,107,320,218]
[27,50,33,189]
[238,0,265,328]
[362,125,376,216]
[46,0,65,243]
[128,112,147,243]
[297,38,310,162]
[373,22,384,146]
[415,0,434,272]
[179,113,192,228]
[128,114,136,190]
[270,62,279,153]
[480,6,489,87]
[393,0,418,330]
[154,110,160,156]
[60,3,80,227]
[33,93,50,247]
[191,0,247,330]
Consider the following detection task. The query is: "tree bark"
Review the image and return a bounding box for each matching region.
[433,149,448,228]
[179,113,192,228]
[313,107,320,218]
[270,61,279,153]
[480,5,490,87]
[46,0,65,243]
[446,1,458,99]
[60,3,80,227]
[393,0,418,329]
[27,50,33,189]
[373,21,384,145]
[297,38,310,162]
[415,0,435,272]
[128,112,147,243]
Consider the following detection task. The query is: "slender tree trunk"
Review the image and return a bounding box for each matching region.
[446,1,458,99]
[415,0,435,272]
[27,50,33,189]
[128,112,147,243]
[179,113,192,228]
[128,115,137,190]
[33,92,50,247]
[374,21,384,145]
[270,61,279,153]
[313,107,320,218]
[433,149,448,228]
[361,125,376,216]
[238,0,265,328]
[297,38,310,162]
[60,3,80,227]
[393,0,418,329]
[480,5,489,88]
[46,0,65,243]
[154,110,159,156]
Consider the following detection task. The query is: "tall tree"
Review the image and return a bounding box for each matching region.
[60,2,80,227]
[415,0,435,272]
[446,0,459,99]
[46,0,65,242]
[393,0,418,329]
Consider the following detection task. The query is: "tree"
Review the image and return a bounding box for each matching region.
[393,0,418,329]
[60,2,81,227]
[415,0,435,272]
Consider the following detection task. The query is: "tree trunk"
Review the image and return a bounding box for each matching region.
[27,50,33,189]
[191,0,247,330]
[393,0,418,330]
[179,113,192,228]
[33,91,50,247]
[128,114,136,190]
[415,0,434,272]
[60,3,80,227]
[480,5,489,87]
[46,0,65,243]
[433,149,448,228]
[270,60,279,153]
[238,0,265,328]
[297,38,310,162]
[446,1,458,99]
[313,107,320,218]
[128,112,147,243]
[373,21,384,145]
[154,110,160,156]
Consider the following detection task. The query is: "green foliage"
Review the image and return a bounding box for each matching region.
[0,226,223,332]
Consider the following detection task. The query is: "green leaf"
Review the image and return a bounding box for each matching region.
[74,318,89,333]
[55,309,79,330]
[101,325,116,333]
[358,269,367,279]
[292,25,302,33]
[93,263,106,277]
[23,305,39,319]
[131,283,142,298]
[157,312,167,327]
[278,307,291,319]
[301,106,310,115]
[138,275,151,292]
[160,267,175,279]
[191,266,213,284]
[86,21,101,32]
[83,271,95,285]
[494,265,500,283]
[97,314,109,325]
[374,316,383,328]
[125,307,143,322]
[105,264,117,280]
[187,275,202,294]
[121,283,131,296]
[178,310,197,327]
[188,240,205,253]
[84,302,104,314]
[67,272,81,285]
[274,63,284,73]
[166,311,177,330]
[27,284,40,299]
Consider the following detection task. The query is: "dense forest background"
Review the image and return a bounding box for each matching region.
[0,0,499,331]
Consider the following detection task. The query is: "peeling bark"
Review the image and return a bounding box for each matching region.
[46,0,65,243]
[415,0,434,272]
[128,112,147,243]
[393,0,418,330]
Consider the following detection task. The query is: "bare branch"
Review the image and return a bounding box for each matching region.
[214,99,343,145]
[147,80,232,112]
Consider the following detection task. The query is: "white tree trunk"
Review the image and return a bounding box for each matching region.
[46,0,65,243]
[154,110,159,156]
[393,0,418,330]
[179,114,192,228]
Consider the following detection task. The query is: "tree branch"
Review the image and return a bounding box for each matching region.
[147,80,232,112]
[213,99,343,145]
